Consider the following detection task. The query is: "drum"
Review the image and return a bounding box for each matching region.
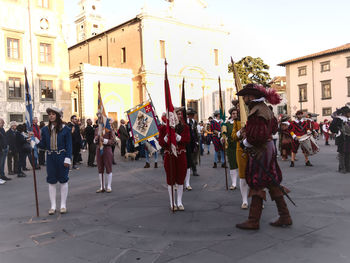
[299,134,319,156]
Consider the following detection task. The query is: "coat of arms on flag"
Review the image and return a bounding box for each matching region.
[127,101,159,144]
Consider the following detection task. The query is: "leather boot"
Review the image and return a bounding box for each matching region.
[236,195,263,230]
[212,162,217,168]
[270,196,293,227]
[144,162,150,168]
[154,162,158,168]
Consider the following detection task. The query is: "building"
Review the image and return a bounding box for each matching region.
[69,0,234,122]
[278,43,350,120]
[0,0,71,124]
[269,76,287,116]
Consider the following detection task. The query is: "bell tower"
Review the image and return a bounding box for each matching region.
[75,0,104,42]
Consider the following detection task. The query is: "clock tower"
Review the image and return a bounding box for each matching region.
[75,0,104,42]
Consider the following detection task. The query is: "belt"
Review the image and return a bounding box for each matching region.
[47,149,66,155]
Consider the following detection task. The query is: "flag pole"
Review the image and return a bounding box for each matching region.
[165,59,175,213]
[218,76,228,190]
[31,150,39,217]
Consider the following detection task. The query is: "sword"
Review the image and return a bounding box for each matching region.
[248,150,297,207]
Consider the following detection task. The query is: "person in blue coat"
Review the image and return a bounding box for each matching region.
[34,107,72,215]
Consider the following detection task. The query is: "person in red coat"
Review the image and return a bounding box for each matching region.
[235,84,292,230]
[158,108,190,211]
[323,119,331,145]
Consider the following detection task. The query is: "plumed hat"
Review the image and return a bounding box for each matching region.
[228,107,237,115]
[236,83,281,105]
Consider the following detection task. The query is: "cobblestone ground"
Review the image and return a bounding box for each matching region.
[0,138,349,263]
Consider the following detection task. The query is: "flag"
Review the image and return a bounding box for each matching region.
[97,81,111,155]
[24,68,33,132]
[164,60,178,157]
[218,76,225,121]
[181,78,187,121]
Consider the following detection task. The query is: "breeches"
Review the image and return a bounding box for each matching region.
[46,152,69,184]
[164,152,187,185]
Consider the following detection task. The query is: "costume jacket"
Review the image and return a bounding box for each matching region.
[210,119,223,151]
[159,122,190,185]
[244,102,282,189]
[330,116,350,153]
[225,120,238,170]
[288,118,311,138]
[231,120,248,179]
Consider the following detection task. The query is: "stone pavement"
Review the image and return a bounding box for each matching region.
[0,138,350,263]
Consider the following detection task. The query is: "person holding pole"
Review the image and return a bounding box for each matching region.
[235,84,292,230]
[158,108,190,211]
[211,111,225,168]
[35,107,72,215]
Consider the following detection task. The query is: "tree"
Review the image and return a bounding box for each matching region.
[228,56,271,86]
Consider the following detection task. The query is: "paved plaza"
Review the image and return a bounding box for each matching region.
[0,138,349,263]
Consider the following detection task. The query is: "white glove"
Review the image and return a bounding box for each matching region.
[176,133,182,142]
[236,130,241,138]
[164,135,168,143]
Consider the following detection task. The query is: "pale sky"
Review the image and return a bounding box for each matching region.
[64,0,350,77]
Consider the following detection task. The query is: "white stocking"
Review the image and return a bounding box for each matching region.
[60,183,68,209]
[107,173,112,190]
[230,169,238,187]
[177,184,183,207]
[240,179,249,205]
[168,185,175,207]
[99,173,105,190]
[48,184,56,210]
[185,168,191,187]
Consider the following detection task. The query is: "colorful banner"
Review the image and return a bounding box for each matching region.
[127,101,159,145]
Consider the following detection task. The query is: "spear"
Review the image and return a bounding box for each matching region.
[218,76,228,190]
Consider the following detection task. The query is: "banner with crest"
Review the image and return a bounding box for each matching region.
[126,101,159,145]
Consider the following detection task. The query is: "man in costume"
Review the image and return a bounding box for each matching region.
[235,84,292,230]
[279,116,293,161]
[323,119,331,145]
[158,108,190,211]
[94,117,115,193]
[211,111,225,168]
[229,108,249,209]
[288,110,313,167]
[35,107,72,215]
[330,106,350,173]
[85,119,97,167]
[184,107,200,190]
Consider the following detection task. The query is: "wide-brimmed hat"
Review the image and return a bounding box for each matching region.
[228,107,237,115]
[174,106,185,113]
[340,106,350,114]
[295,110,303,115]
[324,119,328,123]
[213,110,220,117]
[236,83,281,105]
[9,121,17,127]
[187,107,197,115]
[46,107,63,118]
[280,115,290,122]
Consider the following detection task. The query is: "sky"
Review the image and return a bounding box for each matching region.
[64,0,350,77]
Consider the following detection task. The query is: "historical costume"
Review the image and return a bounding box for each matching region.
[279,116,293,160]
[184,107,200,191]
[159,108,190,211]
[235,84,292,230]
[230,110,249,209]
[36,107,72,215]
[204,118,213,154]
[94,122,115,193]
[330,106,350,173]
[323,119,331,145]
[288,110,313,167]
[211,111,225,168]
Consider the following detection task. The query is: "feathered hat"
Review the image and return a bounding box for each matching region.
[236,83,281,105]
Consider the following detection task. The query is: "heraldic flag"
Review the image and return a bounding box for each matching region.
[164,60,178,157]
[97,81,111,155]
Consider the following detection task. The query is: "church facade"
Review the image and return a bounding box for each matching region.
[69,0,234,122]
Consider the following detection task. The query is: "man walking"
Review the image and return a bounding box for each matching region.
[6,121,18,176]
[85,119,96,167]
[0,119,9,182]
[70,115,81,169]
[118,119,129,157]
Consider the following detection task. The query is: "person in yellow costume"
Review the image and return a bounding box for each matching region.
[230,107,249,209]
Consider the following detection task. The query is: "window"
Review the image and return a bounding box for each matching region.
[10,114,23,123]
[40,80,54,100]
[73,98,78,113]
[214,49,219,66]
[38,0,49,8]
[160,40,165,59]
[121,47,126,63]
[347,77,350,97]
[39,43,52,63]
[322,107,332,116]
[347,57,350,68]
[298,66,307,76]
[298,84,307,102]
[8,77,22,99]
[277,106,285,115]
[321,80,331,99]
[98,56,102,66]
[7,38,19,59]
[320,61,330,72]
[42,114,49,122]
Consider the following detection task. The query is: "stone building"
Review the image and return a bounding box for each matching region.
[69,0,234,122]
[269,76,287,116]
[279,43,350,119]
[0,0,71,124]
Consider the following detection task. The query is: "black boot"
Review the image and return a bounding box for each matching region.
[290,161,294,167]
[213,162,217,168]
[144,162,150,168]
[154,162,158,168]
[305,160,313,166]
